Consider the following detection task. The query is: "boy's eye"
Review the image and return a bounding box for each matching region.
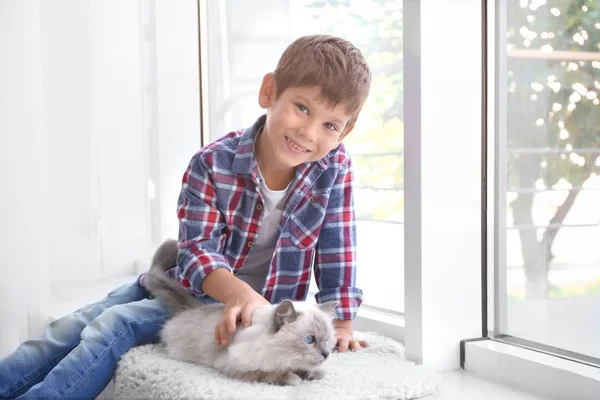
[324,122,338,131]
[304,335,315,344]
[296,103,309,114]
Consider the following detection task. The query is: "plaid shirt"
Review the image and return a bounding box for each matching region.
[142,115,362,320]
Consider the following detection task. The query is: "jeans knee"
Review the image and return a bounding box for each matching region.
[44,312,90,347]
[80,299,166,352]
[80,304,134,344]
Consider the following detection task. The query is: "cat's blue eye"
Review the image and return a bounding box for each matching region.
[304,335,315,344]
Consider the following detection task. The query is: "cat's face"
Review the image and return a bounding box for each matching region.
[268,301,337,369]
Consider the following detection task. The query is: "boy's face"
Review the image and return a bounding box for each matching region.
[257,73,355,170]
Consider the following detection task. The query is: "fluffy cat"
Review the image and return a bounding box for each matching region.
[146,239,338,386]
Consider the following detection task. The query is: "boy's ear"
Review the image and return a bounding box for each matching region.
[338,123,355,142]
[258,72,276,109]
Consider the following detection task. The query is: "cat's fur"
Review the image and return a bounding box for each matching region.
[146,239,338,386]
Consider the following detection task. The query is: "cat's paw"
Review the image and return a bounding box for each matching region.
[279,372,302,386]
[307,368,325,380]
[295,368,325,381]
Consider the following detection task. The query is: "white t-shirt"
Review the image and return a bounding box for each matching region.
[236,166,291,293]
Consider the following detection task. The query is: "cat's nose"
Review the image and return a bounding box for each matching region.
[321,350,330,359]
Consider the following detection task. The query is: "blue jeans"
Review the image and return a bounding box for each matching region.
[0,281,169,400]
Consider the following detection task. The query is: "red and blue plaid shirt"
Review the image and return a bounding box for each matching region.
[143,115,362,320]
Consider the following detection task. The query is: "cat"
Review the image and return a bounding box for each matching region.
[145,239,338,386]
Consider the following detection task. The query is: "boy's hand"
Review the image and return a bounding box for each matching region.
[215,290,269,346]
[334,319,368,352]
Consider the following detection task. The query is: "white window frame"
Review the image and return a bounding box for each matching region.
[463,339,600,400]
[460,0,600,397]
[402,0,484,370]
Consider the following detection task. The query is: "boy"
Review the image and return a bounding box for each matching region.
[0,34,371,399]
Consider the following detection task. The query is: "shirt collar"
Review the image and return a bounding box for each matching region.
[231,115,264,182]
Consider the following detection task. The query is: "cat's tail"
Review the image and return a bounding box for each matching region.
[146,239,199,314]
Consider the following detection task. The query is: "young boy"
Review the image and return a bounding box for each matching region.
[0,34,371,399]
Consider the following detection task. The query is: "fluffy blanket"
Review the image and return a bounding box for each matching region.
[115,331,439,400]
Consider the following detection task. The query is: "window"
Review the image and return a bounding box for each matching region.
[202,0,404,314]
[491,0,600,364]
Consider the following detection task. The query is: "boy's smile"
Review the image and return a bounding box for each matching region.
[285,135,312,153]
[255,73,355,190]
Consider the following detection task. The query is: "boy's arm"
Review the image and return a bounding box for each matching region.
[201,268,268,346]
[176,153,268,344]
[175,153,232,295]
[314,157,366,351]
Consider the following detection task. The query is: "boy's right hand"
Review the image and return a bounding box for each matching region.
[215,290,269,346]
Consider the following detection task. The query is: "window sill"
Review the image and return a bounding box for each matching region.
[353,307,405,343]
[462,339,600,400]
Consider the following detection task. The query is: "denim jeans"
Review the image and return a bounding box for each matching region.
[0,281,169,400]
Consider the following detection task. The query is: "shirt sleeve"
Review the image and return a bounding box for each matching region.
[313,157,363,320]
[175,152,232,296]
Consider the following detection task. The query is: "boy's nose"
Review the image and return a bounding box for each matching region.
[299,130,316,143]
[299,122,319,142]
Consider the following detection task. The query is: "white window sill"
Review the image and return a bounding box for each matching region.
[463,339,600,400]
[353,307,405,343]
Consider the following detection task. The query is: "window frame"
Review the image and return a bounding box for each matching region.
[462,0,600,397]
[403,0,484,369]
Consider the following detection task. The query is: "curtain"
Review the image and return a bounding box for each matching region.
[0,0,201,357]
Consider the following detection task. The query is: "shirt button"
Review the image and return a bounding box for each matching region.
[256,204,263,211]
[247,241,254,248]
[310,195,319,203]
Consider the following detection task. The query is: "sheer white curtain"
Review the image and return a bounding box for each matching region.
[0,0,201,357]
[0,0,49,356]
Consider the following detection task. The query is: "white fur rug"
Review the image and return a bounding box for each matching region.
[114,331,440,400]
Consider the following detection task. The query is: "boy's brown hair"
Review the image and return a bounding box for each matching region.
[273,34,371,126]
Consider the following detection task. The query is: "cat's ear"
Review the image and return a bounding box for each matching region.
[318,301,338,318]
[273,300,298,331]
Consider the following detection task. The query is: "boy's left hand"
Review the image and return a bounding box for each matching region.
[334,319,368,352]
